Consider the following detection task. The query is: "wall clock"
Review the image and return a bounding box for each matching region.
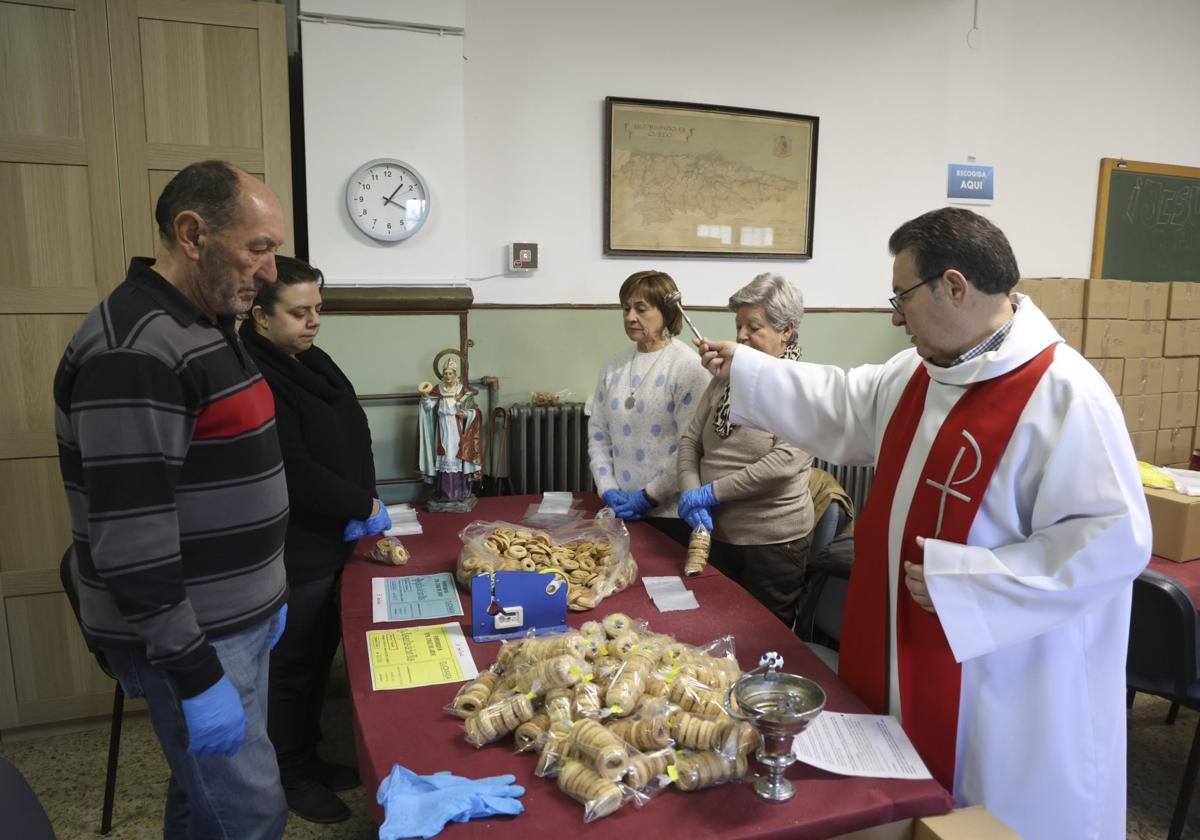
[345,158,430,242]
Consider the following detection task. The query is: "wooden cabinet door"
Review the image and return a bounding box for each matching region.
[108,0,294,257]
[0,0,293,732]
[0,0,128,730]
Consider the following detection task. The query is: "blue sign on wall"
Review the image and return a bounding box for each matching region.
[947,163,994,203]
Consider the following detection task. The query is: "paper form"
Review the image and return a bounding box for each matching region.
[792,712,932,780]
[366,623,478,691]
[371,573,463,622]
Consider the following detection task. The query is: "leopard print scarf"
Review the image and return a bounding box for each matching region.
[713,341,802,439]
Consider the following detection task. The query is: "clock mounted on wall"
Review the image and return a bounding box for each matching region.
[345,158,430,242]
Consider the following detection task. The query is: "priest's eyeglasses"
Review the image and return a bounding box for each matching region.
[889,270,946,314]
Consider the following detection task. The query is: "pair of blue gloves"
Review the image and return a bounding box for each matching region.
[181,603,288,758]
[678,483,717,532]
[377,764,525,839]
[344,497,392,541]
[601,488,654,521]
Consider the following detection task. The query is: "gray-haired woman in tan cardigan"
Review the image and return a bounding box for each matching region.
[676,273,815,626]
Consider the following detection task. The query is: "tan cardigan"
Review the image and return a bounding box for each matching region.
[677,378,814,545]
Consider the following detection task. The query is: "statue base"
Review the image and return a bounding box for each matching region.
[426,495,478,513]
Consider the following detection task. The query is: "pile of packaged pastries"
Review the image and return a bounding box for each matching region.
[446,613,760,821]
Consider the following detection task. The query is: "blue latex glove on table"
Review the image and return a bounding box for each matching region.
[269,603,288,649]
[377,764,525,839]
[343,498,392,541]
[181,675,246,757]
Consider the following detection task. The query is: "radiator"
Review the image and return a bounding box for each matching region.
[507,403,594,495]
[813,458,875,515]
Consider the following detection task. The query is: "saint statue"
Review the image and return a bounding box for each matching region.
[417,354,483,511]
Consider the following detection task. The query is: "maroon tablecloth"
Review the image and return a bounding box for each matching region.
[341,495,953,839]
[1148,554,1200,606]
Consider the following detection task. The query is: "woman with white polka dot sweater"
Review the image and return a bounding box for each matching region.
[587,270,711,546]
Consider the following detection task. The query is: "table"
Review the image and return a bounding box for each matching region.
[341,495,954,839]
[1149,555,1200,606]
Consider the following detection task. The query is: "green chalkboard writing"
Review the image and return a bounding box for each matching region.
[1091,158,1200,282]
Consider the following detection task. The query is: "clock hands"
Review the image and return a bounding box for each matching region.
[382,183,403,207]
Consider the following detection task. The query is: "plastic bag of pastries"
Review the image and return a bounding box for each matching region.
[462,692,537,747]
[454,517,637,611]
[556,758,629,821]
[370,536,409,565]
[671,748,750,791]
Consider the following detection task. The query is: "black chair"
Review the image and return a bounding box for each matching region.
[0,757,56,839]
[59,548,123,835]
[794,501,852,669]
[1126,568,1200,840]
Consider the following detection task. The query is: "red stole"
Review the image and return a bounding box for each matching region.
[838,343,1056,791]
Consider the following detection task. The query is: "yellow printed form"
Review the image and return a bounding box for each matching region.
[367,622,479,691]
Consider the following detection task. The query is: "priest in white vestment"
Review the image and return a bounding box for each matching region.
[698,207,1151,840]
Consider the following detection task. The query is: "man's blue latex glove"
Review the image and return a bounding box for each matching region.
[682,505,713,532]
[181,675,246,758]
[678,483,718,522]
[611,489,654,520]
[269,603,288,649]
[363,498,392,535]
[377,764,525,839]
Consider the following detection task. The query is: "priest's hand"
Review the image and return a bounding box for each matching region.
[904,541,936,614]
[696,339,737,379]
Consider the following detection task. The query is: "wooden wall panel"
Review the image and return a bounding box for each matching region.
[0,163,98,292]
[0,313,84,440]
[0,0,292,732]
[0,3,82,139]
[140,18,263,148]
[7,591,109,705]
[0,458,73,574]
[111,0,293,259]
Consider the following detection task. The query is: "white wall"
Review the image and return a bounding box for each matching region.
[301,0,1200,307]
[301,0,466,282]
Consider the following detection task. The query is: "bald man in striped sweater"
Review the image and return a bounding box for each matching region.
[55,161,291,839]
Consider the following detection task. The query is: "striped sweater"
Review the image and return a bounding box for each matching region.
[54,258,289,697]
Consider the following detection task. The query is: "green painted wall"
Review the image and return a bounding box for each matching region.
[316,308,908,502]
[458,308,908,406]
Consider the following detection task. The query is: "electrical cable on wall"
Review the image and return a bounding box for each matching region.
[966,0,983,49]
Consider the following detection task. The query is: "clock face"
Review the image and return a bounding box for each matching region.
[345,158,430,242]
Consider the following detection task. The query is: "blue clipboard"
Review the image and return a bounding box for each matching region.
[470,570,569,642]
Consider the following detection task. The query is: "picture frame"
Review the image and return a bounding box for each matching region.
[604,97,819,259]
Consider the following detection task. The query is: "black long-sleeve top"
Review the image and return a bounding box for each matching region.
[240,322,377,583]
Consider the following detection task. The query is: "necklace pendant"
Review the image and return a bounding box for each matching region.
[624,396,636,410]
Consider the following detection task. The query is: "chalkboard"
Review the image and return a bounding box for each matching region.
[1091,158,1200,282]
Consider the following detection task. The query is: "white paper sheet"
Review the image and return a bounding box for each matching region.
[641,575,699,611]
[385,503,423,536]
[538,492,575,514]
[371,573,463,622]
[792,712,932,780]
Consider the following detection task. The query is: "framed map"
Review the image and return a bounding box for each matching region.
[605,97,819,259]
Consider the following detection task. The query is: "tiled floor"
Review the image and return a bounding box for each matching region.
[2,687,1197,838]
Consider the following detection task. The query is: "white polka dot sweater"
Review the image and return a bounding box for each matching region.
[586,338,711,516]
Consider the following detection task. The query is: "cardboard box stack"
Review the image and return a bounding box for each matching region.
[1018,277,1196,466]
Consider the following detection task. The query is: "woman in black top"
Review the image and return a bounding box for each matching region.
[241,256,384,824]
